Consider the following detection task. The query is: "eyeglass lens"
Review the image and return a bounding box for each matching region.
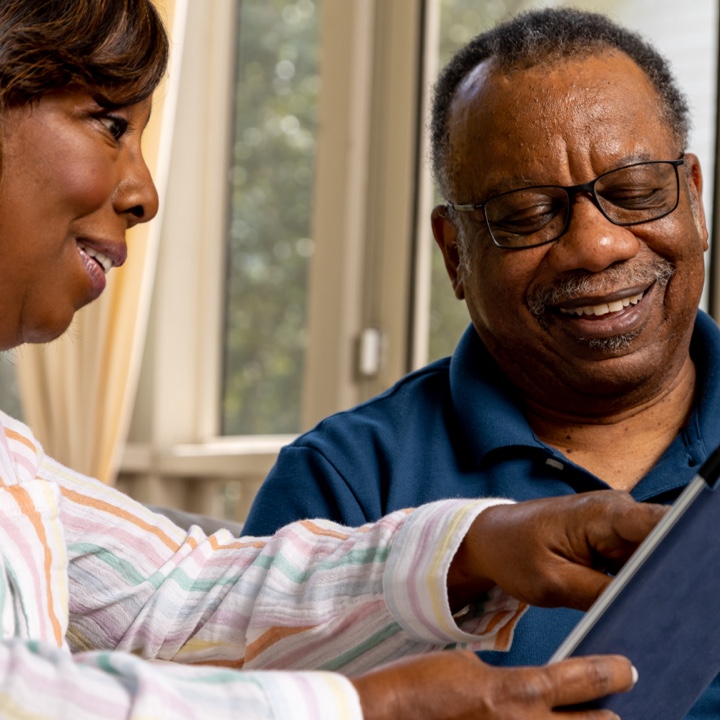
[485,161,679,248]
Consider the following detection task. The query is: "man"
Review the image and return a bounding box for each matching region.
[244,7,720,718]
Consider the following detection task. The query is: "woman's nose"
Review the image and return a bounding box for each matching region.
[115,150,159,228]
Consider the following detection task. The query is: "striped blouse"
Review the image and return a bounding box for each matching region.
[0,410,524,719]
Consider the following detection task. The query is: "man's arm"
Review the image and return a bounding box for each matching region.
[244,444,372,535]
[353,650,637,720]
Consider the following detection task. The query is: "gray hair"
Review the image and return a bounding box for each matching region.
[430,7,690,200]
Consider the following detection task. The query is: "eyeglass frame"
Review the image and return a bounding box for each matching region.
[445,157,686,250]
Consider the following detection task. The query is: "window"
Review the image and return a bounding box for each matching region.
[116,0,717,522]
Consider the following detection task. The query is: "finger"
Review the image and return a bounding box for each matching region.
[607,500,668,545]
[531,563,613,610]
[543,655,636,708]
[552,705,622,720]
[587,498,667,552]
[567,498,664,577]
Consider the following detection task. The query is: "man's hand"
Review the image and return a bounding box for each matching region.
[448,491,667,612]
[352,650,636,720]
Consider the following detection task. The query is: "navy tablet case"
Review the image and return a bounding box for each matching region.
[549,445,720,719]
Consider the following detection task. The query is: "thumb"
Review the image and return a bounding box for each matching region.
[550,565,613,611]
[608,501,668,545]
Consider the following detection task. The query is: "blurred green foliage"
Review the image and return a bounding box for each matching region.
[222,0,320,435]
[222,0,529,434]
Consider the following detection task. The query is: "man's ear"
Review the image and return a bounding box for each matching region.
[684,153,709,252]
[431,205,466,300]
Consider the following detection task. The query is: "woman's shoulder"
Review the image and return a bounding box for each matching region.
[0,409,43,449]
[0,409,45,484]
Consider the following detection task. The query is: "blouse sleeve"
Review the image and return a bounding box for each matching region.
[0,412,525,719]
[53,457,524,673]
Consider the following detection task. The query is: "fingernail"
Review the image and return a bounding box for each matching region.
[631,665,639,685]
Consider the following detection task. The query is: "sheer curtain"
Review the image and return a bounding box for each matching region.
[15,0,187,484]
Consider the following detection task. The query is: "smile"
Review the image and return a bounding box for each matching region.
[558,291,645,318]
[77,241,113,274]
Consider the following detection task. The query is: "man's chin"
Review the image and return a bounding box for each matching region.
[574,330,642,354]
[534,305,651,360]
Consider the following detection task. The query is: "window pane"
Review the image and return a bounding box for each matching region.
[222,0,321,435]
[427,0,528,363]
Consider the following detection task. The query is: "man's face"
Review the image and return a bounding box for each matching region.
[432,52,708,412]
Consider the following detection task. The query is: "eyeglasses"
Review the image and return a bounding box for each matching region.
[446,158,685,250]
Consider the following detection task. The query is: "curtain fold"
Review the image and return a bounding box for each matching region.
[15,0,185,484]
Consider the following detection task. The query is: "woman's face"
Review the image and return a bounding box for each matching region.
[0,90,158,350]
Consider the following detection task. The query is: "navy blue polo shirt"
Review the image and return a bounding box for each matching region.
[245,310,720,718]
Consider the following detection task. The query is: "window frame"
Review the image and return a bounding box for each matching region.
[120,0,428,517]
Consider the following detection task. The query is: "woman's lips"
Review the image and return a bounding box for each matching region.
[77,243,108,299]
[78,241,114,273]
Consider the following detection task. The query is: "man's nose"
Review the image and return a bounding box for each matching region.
[547,195,640,273]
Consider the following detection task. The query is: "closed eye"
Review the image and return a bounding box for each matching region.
[600,185,669,210]
[489,199,565,236]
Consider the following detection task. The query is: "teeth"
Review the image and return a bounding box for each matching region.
[559,291,644,317]
[78,243,113,274]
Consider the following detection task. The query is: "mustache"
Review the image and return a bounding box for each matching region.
[527,258,675,318]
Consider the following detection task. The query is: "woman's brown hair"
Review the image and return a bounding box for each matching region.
[0,0,169,109]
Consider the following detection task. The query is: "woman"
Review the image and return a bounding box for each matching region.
[0,1,655,718]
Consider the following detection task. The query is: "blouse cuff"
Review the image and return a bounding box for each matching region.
[257,669,364,720]
[383,498,526,651]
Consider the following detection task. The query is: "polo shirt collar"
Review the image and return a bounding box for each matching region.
[629,310,720,500]
[690,310,720,453]
[448,311,720,482]
[449,323,545,460]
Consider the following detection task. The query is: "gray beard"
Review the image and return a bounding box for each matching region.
[526,259,675,353]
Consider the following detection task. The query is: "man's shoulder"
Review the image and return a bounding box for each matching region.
[244,356,460,532]
[293,356,454,452]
